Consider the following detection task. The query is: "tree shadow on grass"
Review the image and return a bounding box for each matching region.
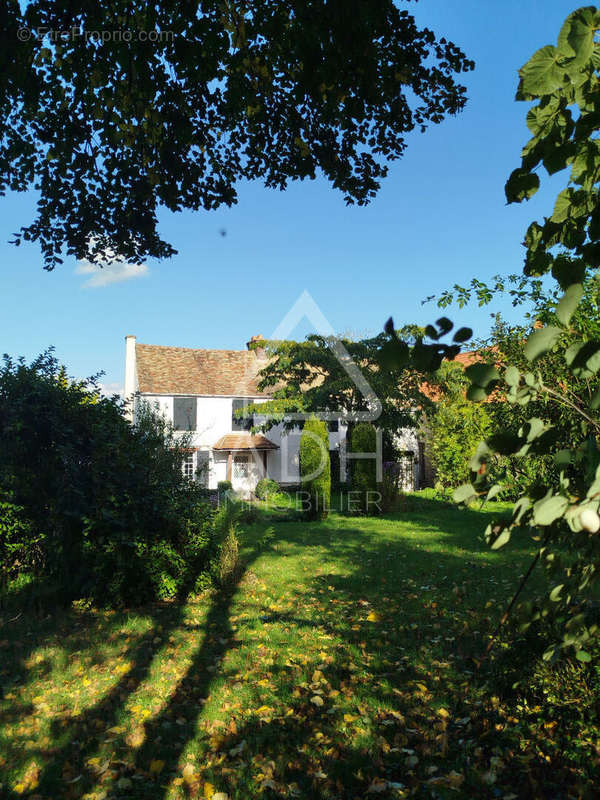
[1,499,553,799]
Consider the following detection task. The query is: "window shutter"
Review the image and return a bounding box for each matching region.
[173,397,196,431]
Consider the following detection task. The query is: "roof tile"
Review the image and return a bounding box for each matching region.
[136,343,270,396]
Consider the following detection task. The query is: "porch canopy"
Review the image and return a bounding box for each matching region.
[213,433,278,483]
[213,433,278,452]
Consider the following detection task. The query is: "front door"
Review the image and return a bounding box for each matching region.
[232,454,251,495]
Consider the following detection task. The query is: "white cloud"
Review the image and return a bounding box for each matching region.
[76,259,148,288]
[97,382,124,398]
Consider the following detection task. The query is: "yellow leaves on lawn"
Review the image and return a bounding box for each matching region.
[203,782,230,799]
[366,611,381,622]
[426,770,465,789]
[12,761,40,795]
[125,726,146,749]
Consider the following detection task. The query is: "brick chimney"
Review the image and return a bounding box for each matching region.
[246,334,266,359]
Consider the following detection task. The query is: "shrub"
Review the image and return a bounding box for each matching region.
[255,478,279,500]
[351,423,380,514]
[217,480,233,502]
[0,491,43,577]
[381,462,404,512]
[212,524,240,587]
[299,417,331,520]
[427,362,493,489]
[0,350,219,606]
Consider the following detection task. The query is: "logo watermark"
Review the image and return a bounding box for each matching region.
[229,290,385,487]
[17,26,174,44]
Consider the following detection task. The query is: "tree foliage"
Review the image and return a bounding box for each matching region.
[247,333,433,458]
[1,0,473,268]
[350,422,380,514]
[452,7,600,661]
[299,416,330,520]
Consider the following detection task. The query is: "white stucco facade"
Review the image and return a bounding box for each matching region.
[133,393,348,493]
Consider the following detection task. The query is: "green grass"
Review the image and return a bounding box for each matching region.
[1,494,599,799]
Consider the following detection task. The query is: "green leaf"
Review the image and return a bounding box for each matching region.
[557,8,597,67]
[435,317,453,335]
[549,583,564,602]
[487,432,522,455]
[465,363,500,388]
[551,255,586,288]
[523,417,548,443]
[453,484,477,504]
[487,484,502,501]
[543,645,558,662]
[524,325,562,361]
[526,98,560,137]
[518,45,565,97]
[551,188,575,223]
[469,441,491,473]
[379,339,409,370]
[490,526,511,550]
[576,649,592,663]
[533,494,568,526]
[555,449,573,467]
[505,168,540,203]
[466,384,488,403]
[556,283,584,326]
[566,340,600,377]
[452,327,473,343]
[590,388,600,410]
[505,366,520,386]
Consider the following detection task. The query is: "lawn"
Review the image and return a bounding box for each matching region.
[1,494,599,799]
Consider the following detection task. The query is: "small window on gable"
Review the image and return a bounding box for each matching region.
[232,398,252,431]
[173,397,196,431]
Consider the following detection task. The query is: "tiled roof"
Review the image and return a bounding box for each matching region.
[213,433,279,451]
[420,349,498,401]
[136,343,271,396]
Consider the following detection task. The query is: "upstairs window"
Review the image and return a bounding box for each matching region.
[328,420,339,433]
[173,397,197,431]
[232,398,252,431]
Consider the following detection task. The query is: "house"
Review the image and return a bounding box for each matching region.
[124,334,422,496]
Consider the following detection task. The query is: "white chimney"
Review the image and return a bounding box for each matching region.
[124,335,137,421]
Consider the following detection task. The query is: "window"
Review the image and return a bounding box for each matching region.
[328,420,339,433]
[233,455,249,479]
[173,397,196,431]
[182,453,194,479]
[232,398,252,431]
[196,450,210,487]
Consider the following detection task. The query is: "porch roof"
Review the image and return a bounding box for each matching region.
[213,433,279,451]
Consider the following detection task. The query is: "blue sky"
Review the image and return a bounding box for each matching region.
[0,0,582,391]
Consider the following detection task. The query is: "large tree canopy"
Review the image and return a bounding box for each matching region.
[245,333,431,452]
[1,0,472,268]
